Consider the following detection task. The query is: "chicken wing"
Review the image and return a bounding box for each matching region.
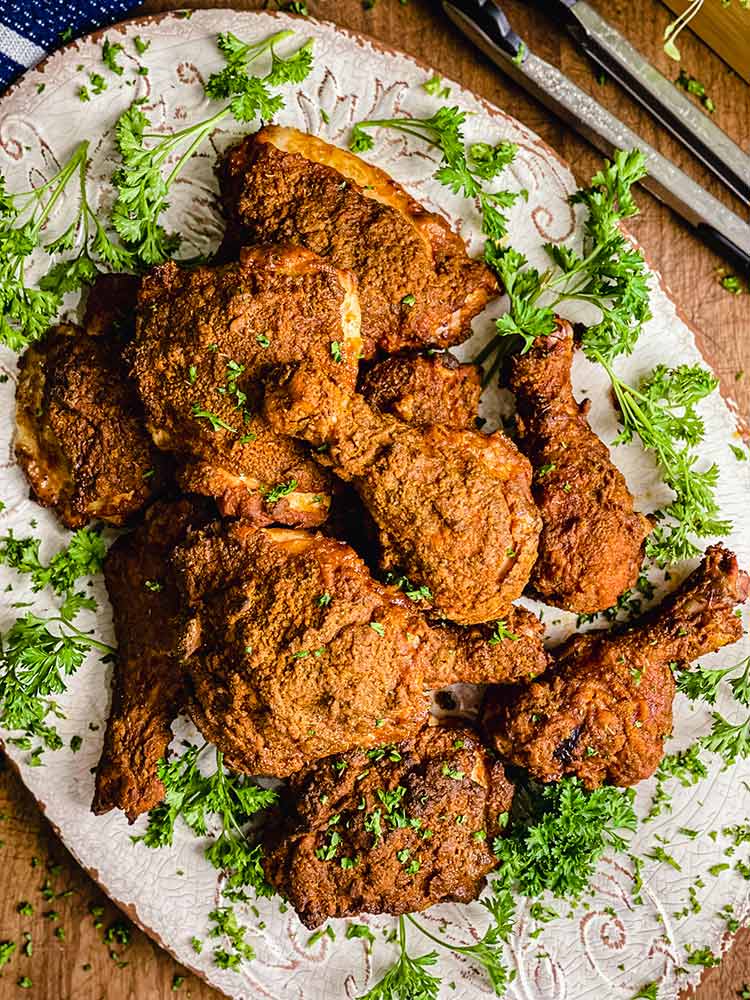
[360,351,481,429]
[219,126,497,356]
[93,496,214,821]
[482,544,748,787]
[508,318,652,613]
[15,323,167,529]
[172,522,548,778]
[264,365,540,625]
[262,723,514,928]
[129,244,361,527]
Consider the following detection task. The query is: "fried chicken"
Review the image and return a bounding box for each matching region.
[482,544,749,788]
[93,497,214,821]
[172,522,548,778]
[129,244,361,527]
[15,323,167,529]
[508,318,652,613]
[219,126,497,356]
[262,723,514,927]
[360,352,481,429]
[264,365,540,625]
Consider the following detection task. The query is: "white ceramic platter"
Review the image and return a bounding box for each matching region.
[0,9,749,999]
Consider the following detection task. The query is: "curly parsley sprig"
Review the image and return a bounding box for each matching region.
[0,612,113,742]
[0,140,128,351]
[357,915,441,1000]
[112,29,314,266]
[134,743,278,898]
[351,106,519,240]
[0,525,106,596]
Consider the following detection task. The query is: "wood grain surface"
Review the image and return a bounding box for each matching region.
[1,1,749,997]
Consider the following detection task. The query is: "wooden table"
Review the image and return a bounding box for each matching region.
[1,0,748,997]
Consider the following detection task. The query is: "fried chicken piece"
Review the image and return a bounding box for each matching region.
[219,126,497,356]
[360,352,481,429]
[327,354,481,561]
[15,324,167,529]
[173,522,548,778]
[262,723,514,927]
[482,544,749,788]
[264,366,540,625]
[508,318,652,613]
[130,245,361,527]
[93,497,214,821]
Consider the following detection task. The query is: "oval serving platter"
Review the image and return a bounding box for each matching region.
[0,9,749,1000]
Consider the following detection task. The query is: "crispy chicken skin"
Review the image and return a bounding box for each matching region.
[264,366,541,625]
[93,497,214,821]
[172,522,548,778]
[262,724,514,927]
[15,324,167,529]
[509,318,652,613]
[482,544,749,788]
[130,244,361,527]
[360,352,481,429]
[219,126,497,356]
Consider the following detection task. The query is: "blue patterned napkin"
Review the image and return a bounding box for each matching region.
[0,0,140,89]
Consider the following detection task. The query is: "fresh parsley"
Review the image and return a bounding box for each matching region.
[112,29,314,266]
[264,479,298,504]
[0,612,113,757]
[0,141,127,351]
[351,106,519,240]
[357,916,440,1000]
[488,620,519,644]
[133,744,278,902]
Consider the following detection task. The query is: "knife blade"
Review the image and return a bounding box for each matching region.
[442,0,750,275]
[547,0,750,207]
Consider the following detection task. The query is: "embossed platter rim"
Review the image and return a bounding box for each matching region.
[0,9,749,1000]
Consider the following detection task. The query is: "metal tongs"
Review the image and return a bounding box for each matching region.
[442,0,750,274]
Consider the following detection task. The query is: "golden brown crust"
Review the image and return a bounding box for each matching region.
[15,324,168,529]
[262,723,514,927]
[174,524,433,777]
[425,605,550,687]
[482,544,748,787]
[360,352,481,429]
[93,497,215,821]
[172,521,547,778]
[264,366,541,625]
[509,318,652,613]
[219,127,497,356]
[130,244,360,526]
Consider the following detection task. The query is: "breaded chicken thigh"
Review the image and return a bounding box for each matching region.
[173,522,548,778]
[482,545,748,788]
[509,318,652,613]
[262,723,514,927]
[264,365,540,625]
[219,126,497,356]
[15,323,167,529]
[130,244,361,526]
